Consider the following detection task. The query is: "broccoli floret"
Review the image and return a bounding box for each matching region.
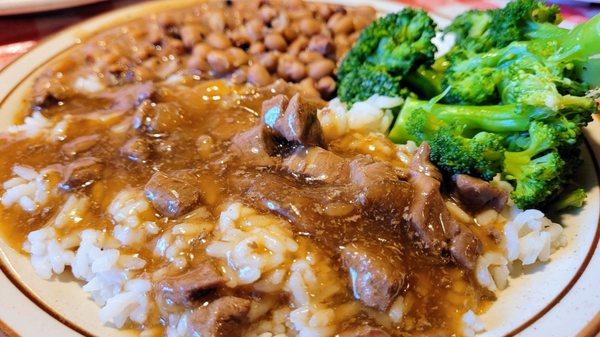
[550,188,587,211]
[488,0,562,48]
[443,66,501,105]
[388,96,552,178]
[445,0,563,54]
[442,29,599,111]
[430,128,504,179]
[445,9,494,53]
[503,122,567,208]
[338,8,437,105]
[337,66,401,106]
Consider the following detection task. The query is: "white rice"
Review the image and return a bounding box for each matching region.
[206,203,298,290]
[462,310,485,337]
[23,227,75,279]
[108,189,158,246]
[476,206,566,292]
[73,74,106,94]
[154,207,213,269]
[6,112,51,138]
[317,95,402,141]
[24,226,150,328]
[1,165,61,212]
[99,278,152,328]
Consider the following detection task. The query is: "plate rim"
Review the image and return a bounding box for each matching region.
[0,1,598,336]
[0,0,105,16]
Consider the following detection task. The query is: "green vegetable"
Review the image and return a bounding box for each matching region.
[337,8,437,105]
[389,95,553,180]
[503,122,568,208]
[337,0,599,210]
[445,0,563,54]
[549,188,587,211]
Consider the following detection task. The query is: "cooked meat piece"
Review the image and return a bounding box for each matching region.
[283,146,349,183]
[454,174,508,212]
[339,325,391,337]
[450,230,482,270]
[96,82,154,112]
[120,137,152,163]
[156,260,227,306]
[349,155,412,224]
[229,125,279,167]
[341,243,405,311]
[408,143,482,268]
[408,144,455,255]
[61,134,101,157]
[145,170,203,218]
[59,157,104,191]
[133,100,185,135]
[188,296,251,337]
[32,68,74,108]
[261,93,324,147]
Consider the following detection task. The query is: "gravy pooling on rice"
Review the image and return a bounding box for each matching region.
[1,1,564,337]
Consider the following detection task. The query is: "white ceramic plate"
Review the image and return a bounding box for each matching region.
[0,0,105,16]
[0,1,598,336]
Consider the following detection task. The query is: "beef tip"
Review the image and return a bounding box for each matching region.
[59,157,104,191]
[341,243,405,311]
[156,260,226,306]
[408,143,482,268]
[32,67,75,108]
[145,170,203,218]
[261,93,324,147]
[229,125,279,167]
[450,230,482,270]
[61,134,101,157]
[349,155,412,223]
[408,143,455,255]
[339,325,391,337]
[283,146,349,183]
[121,137,152,163]
[188,296,251,337]
[454,174,508,212]
[133,100,185,135]
[96,81,154,112]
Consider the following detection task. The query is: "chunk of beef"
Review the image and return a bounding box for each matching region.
[261,93,324,147]
[188,296,251,337]
[341,243,405,311]
[283,146,349,183]
[349,155,412,224]
[454,174,508,212]
[229,125,279,167]
[339,326,391,337]
[133,100,185,135]
[121,137,152,163]
[59,157,104,191]
[156,260,226,306]
[450,230,482,270]
[408,143,482,269]
[61,135,101,158]
[145,170,202,218]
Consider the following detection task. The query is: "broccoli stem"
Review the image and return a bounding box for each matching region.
[404,66,444,98]
[389,97,553,143]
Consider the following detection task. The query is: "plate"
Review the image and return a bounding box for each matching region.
[0,1,598,336]
[0,0,105,16]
